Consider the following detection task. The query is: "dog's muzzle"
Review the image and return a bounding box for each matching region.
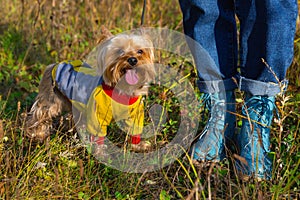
[127,57,138,66]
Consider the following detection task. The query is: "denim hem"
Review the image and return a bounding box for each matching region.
[239,76,288,96]
[197,77,238,93]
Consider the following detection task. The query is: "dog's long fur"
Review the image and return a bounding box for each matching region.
[25,31,155,142]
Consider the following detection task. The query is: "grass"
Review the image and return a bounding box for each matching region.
[0,0,299,199]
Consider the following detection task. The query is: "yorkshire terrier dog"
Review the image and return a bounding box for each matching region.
[25,30,155,154]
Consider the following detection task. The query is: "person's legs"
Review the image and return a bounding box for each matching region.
[179,0,238,161]
[236,0,298,179]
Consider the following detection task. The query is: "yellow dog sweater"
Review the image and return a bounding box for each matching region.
[52,60,144,144]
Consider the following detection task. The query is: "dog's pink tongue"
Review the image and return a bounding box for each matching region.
[125,69,139,85]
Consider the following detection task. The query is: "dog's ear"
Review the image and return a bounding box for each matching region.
[97,25,113,44]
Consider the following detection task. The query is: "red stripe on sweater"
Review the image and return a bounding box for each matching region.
[130,135,141,144]
[102,83,139,105]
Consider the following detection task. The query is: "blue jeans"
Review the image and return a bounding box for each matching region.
[179,0,298,95]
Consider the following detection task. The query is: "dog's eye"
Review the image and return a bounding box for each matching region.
[137,49,143,55]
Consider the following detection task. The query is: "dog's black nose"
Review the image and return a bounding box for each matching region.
[127,57,138,66]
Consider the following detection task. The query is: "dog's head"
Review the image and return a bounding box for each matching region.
[96,33,155,96]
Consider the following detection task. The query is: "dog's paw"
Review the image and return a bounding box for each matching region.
[92,144,109,158]
[130,141,152,152]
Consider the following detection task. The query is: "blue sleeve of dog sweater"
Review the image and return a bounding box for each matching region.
[53,60,103,104]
